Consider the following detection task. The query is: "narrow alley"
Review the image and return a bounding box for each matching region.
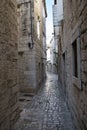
[0,0,87,130]
[14,73,75,130]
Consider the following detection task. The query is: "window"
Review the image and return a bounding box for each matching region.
[72,39,78,77]
[17,4,20,9]
[37,21,40,39]
[72,30,81,89]
[54,0,57,4]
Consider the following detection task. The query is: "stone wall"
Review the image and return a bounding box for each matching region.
[17,0,36,93]
[34,0,46,85]
[0,0,19,129]
[58,0,87,130]
[17,0,47,94]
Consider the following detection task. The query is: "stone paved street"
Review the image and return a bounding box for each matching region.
[14,72,76,130]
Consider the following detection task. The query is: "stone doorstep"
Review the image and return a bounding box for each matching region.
[20,86,40,95]
[19,92,35,99]
[19,95,34,102]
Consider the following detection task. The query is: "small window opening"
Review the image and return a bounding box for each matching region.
[54,0,57,4]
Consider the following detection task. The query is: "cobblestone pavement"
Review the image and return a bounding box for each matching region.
[14,72,76,130]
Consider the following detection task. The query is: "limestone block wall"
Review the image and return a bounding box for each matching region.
[34,0,47,86]
[34,0,43,83]
[59,0,87,130]
[17,0,37,93]
[17,0,47,93]
[0,0,19,130]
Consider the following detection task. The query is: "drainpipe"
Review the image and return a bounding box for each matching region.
[28,1,34,49]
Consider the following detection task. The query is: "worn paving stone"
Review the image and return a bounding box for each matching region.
[14,72,76,130]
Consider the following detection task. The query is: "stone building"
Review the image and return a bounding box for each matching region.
[52,0,63,73]
[0,0,19,130]
[17,0,47,94]
[58,0,87,130]
[46,36,58,73]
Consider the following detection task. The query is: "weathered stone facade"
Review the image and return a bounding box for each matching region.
[46,37,58,74]
[58,0,87,130]
[51,0,63,74]
[17,0,47,94]
[0,0,19,130]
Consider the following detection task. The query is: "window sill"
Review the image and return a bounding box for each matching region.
[72,76,82,90]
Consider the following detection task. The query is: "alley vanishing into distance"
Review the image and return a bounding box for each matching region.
[14,73,75,130]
